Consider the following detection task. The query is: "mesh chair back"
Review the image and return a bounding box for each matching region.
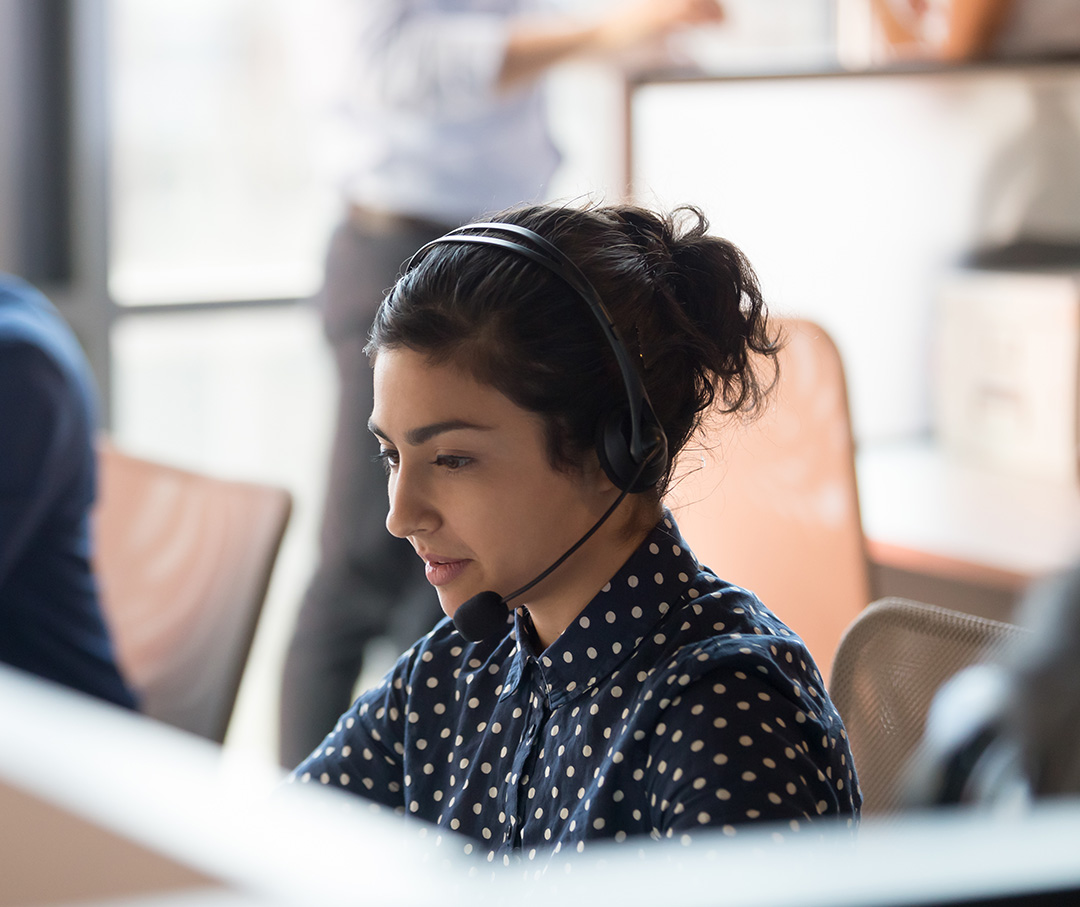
[829,597,1026,816]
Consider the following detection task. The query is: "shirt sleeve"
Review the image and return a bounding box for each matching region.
[288,650,413,812]
[645,641,859,840]
[0,343,73,588]
[353,4,512,115]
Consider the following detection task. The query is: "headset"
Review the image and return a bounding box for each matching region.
[401,221,669,641]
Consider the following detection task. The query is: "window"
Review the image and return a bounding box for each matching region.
[107,0,340,305]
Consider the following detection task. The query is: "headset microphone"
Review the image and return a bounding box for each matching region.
[451,458,645,642]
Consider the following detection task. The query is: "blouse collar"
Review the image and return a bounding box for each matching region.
[501,513,703,708]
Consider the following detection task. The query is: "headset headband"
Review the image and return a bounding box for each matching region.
[406,222,659,471]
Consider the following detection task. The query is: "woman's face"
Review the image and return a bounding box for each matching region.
[370,347,625,623]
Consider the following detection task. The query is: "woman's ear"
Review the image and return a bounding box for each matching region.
[580,449,619,495]
[581,449,662,536]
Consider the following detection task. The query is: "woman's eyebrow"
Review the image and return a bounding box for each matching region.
[367,419,493,446]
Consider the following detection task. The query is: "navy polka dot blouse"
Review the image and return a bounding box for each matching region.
[291,513,861,861]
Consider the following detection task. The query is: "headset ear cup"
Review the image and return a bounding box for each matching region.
[597,408,668,493]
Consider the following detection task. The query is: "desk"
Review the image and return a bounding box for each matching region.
[857,439,1080,617]
[4,665,1080,906]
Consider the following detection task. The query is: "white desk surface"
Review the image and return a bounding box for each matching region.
[857,439,1080,591]
[3,665,1080,906]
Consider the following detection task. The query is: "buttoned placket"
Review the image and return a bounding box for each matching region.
[498,653,554,853]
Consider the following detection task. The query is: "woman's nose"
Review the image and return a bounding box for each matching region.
[385,466,436,538]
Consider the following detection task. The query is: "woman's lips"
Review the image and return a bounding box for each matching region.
[423,557,470,586]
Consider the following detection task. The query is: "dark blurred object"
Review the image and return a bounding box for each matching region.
[0,274,134,706]
[963,238,1080,270]
[829,597,1027,816]
[909,562,1080,806]
[5,0,71,281]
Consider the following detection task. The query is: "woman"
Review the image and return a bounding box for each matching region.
[279,0,727,770]
[291,203,860,862]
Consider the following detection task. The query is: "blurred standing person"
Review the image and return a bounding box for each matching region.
[279,0,726,768]
[0,274,137,709]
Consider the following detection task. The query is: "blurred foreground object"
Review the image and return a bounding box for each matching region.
[911,561,1080,806]
[0,274,136,709]
[4,659,1080,906]
[95,442,291,742]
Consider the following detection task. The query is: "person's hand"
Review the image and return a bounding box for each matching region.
[595,0,726,55]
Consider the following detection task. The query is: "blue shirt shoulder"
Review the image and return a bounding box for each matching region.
[0,274,136,709]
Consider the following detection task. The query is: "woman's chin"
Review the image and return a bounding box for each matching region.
[437,591,465,619]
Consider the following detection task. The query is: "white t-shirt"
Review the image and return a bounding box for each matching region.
[332,0,563,225]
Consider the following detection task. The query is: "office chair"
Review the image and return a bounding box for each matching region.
[668,318,870,681]
[93,441,292,743]
[829,597,1027,816]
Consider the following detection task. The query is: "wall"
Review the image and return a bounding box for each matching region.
[0,1,22,274]
[631,65,1080,444]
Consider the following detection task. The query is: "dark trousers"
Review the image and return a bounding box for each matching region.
[278,214,448,768]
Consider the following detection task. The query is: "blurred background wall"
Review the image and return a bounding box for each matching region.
[3,0,1079,763]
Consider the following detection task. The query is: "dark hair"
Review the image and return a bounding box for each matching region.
[367,203,780,497]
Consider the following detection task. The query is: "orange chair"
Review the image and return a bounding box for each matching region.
[668,318,870,681]
[93,442,292,742]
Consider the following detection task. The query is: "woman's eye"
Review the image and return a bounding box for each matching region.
[434,455,471,470]
[374,448,399,473]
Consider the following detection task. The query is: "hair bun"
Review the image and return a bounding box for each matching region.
[604,205,780,465]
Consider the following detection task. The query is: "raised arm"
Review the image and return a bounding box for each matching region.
[498,0,726,90]
[871,0,1015,62]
